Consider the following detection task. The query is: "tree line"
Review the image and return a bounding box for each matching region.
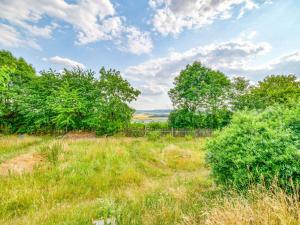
[168,62,300,129]
[0,50,140,134]
[1,50,299,135]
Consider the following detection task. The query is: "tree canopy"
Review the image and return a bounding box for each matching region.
[0,50,140,135]
[244,75,300,109]
[168,62,232,129]
[168,61,300,129]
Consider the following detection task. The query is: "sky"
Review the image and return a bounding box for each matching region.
[0,0,300,110]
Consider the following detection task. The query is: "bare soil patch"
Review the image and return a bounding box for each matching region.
[0,152,43,176]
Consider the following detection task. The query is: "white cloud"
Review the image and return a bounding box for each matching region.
[43,56,85,69]
[228,51,300,80]
[0,24,41,49]
[149,0,262,35]
[127,37,300,109]
[0,0,152,54]
[126,39,272,109]
[122,27,153,55]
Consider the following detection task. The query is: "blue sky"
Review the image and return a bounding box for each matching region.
[0,0,300,109]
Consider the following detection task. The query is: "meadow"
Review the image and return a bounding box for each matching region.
[0,135,299,225]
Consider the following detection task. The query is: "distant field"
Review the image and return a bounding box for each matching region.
[1,135,298,225]
[133,109,170,123]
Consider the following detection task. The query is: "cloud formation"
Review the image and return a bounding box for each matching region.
[149,0,260,35]
[0,24,41,49]
[0,0,152,54]
[43,56,85,69]
[125,39,299,109]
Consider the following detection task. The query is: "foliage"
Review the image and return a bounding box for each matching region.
[0,51,140,135]
[243,75,300,110]
[168,62,300,129]
[206,104,300,191]
[168,62,232,129]
[229,76,253,111]
[168,108,231,129]
[125,122,146,137]
[147,121,169,129]
[146,130,161,141]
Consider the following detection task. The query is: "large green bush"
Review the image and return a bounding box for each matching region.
[206,104,300,191]
[168,108,231,129]
[0,50,140,135]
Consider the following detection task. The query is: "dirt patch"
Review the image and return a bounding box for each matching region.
[63,131,96,139]
[0,152,43,176]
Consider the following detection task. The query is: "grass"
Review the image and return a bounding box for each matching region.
[205,186,300,225]
[0,136,215,225]
[0,135,299,225]
[0,135,50,163]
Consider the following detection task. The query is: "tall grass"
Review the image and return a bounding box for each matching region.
[0,136,213,225]
[1,136,299,225]
[0,135,49,163]
[205,187,300,225]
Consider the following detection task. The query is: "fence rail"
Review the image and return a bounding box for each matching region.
[123,128,213,137]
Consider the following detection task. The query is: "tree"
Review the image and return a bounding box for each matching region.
[245,75,300,109]
[2,63,140,134]
[95,68,140,135]
[0,66,13,118]
[168,62,231,128]
[230,76,252,111]
[0,50,36,131]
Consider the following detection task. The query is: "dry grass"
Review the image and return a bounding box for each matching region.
[1,135,299,225]
[0,136,213,225]
[205,187,300,225]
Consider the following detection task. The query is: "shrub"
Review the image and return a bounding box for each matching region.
[146,131,161,141]
[126,122,146,137]
[168,108,231,129]
[147,122,169,130]
[206,104,300,191]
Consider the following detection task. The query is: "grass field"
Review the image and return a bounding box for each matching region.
[0,135,299,225]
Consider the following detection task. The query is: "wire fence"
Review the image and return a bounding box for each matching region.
[123,128,213,137]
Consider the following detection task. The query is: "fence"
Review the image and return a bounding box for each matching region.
[123,128,213,137]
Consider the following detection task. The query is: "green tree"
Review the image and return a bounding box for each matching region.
[0,51,140,135]
[95,68,140,135]
[0,50,36,131]
[245,75,300,109]
[0,66,13,117]
[168,62,231,128]
[230,76,252,111]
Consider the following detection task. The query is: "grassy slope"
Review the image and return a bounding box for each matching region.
[1,136,299,225]
[0,136,217,225]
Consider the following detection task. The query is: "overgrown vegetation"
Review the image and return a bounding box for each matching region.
[168,62,300,129]
[168,62,232,129]
[1,50,300,224]
[0,50,140,135]
[205,186,300,225]
[206,103,300,191]
[0,136,212,225]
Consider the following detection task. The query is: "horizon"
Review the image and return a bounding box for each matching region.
[1,0,300,110]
